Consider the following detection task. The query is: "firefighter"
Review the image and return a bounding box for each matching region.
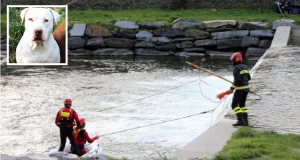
[75,118,99,155]
[55,98,82,156]
[227,52,251,126]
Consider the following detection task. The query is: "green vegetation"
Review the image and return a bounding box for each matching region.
[67,9,300,29]
[6,7,66,63]
[213,127,300,160]
[1,13,6,33]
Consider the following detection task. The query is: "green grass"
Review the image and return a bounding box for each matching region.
[67,9,300,28]
[1,13,6,33]
[213,127,300,160]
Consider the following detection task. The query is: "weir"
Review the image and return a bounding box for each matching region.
[176,26,300,159]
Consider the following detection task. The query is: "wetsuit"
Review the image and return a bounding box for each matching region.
[76,128,98,155]
[55,106,82,156]
[231,61,251,125]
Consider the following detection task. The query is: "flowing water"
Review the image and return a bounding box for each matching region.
[0,56,256,159]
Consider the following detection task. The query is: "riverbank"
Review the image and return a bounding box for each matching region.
[175,26,300,159]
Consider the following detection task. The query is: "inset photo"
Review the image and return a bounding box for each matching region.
[7,5,68,65]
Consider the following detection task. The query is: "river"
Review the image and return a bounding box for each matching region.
[0,56,256,159]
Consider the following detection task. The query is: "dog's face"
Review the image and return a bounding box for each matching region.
[20,8,60,42]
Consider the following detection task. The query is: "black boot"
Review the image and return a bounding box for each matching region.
[243,113,248,126]
[233,113,246,126]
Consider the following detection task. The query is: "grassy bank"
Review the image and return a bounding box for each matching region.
[1,13,6,33]
[1,9,300,33]
[213,127,300,160]
[67,9,300,28]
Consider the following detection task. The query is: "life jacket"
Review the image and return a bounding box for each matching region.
[76,128,86,145]
[56,108,75,127]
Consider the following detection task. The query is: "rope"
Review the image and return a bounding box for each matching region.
[98,80,200,112]
[98,110,214,137]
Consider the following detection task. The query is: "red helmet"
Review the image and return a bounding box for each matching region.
[64,99,72,105]
[79,118,86,128]
[230,52,243,62]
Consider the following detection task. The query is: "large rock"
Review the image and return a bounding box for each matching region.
[117,29,136,39]
[69,23,86,36]
[135,31,153,39]
[206,28,235,33]
[185,30,210,37]
[238,22,270,30]
[172,38,194,43]
[194,36,211,40]
[1,39,7,44]
[1,44,7,50]
[250,30,274,38]
[206,50,233,57]
[245,47,267,56]
[183,47,206,53]
[194,39,217,47]
[272,19,300,30]
[176,41,193,48]
[137,21,166,29]
[217,39,242,49]
[185,52,206,57]
[212,30,249,40]
[91,48,133,55]
[68,37,86,50]
[172,18,204,30]
[104,38,135,48]
[115,21,139,29]
[135,48,171,55]
[85,25,113,37]
[151,37,170,43]
[241,36,259,47]
[203,20,237,28]
[135,41,156,48]
[258,39,272,48]
[86,37,105,49]
[175,52,205,57]
[153,29,184,38]
[155,43,177,51]
[68,48,90,56]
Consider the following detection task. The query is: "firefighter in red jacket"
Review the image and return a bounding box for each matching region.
[55,98,82,156]
[75,118,99,155]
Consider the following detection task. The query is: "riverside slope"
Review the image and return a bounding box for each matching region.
[176,26,300,159]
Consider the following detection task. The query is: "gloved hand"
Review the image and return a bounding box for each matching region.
[227,89,233,94]
[95,135,100,139]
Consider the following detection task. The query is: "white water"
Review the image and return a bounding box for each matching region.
[1,61,234,159]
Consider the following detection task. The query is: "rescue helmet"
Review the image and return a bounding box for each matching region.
[64,98,72,105]
[79,118,86,128]
[230,52,243,62]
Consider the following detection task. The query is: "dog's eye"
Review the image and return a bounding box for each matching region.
[29,18,33,22]
[44,19,49,22]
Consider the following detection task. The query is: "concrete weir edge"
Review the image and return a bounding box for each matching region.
[175,26,292,160]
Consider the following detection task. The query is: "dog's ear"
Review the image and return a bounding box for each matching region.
[20,8,30,24]
[48,9,60,25]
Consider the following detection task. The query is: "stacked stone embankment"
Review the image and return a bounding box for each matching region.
[2,0,300,11]
[68,19,276,58]
[1,32,7,64]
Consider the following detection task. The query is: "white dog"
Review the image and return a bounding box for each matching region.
[16,8,60,63]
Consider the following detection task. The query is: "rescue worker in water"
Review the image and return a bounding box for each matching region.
[75,118,100,155]
[55,98,82,156]
[227,52,251,126]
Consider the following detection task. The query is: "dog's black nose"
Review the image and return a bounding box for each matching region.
[35,30,42,35]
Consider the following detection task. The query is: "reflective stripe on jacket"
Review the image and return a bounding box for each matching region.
[230,63,251,92]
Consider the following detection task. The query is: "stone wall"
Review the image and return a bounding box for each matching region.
[2,0,300,11]
[67,19,278,58]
